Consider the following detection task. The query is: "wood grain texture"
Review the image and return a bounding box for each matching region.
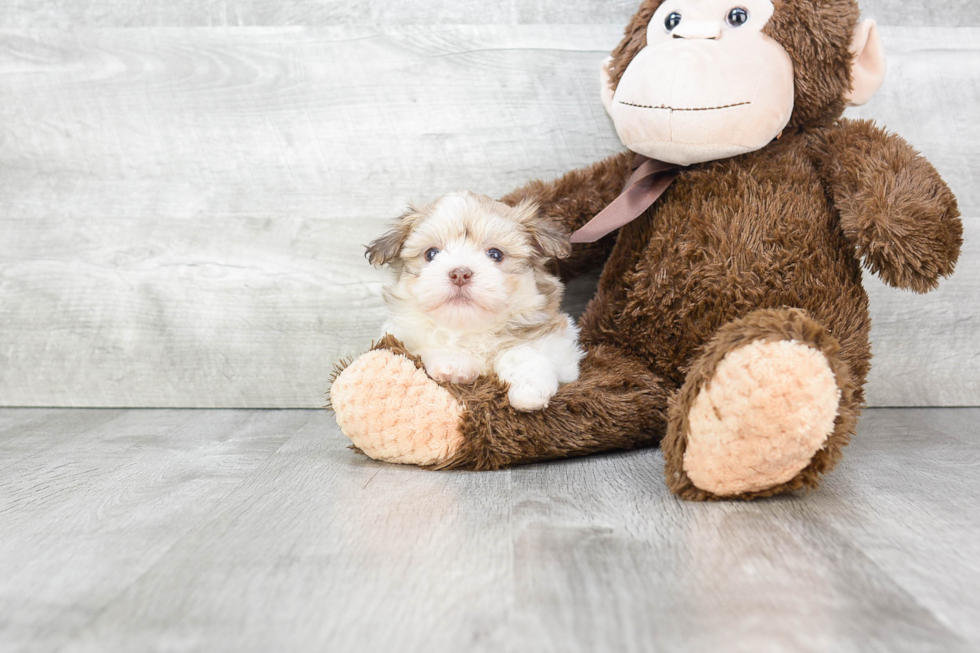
[0,407,978,651]
[0,25,977,407]
[0,0,976,27]
[0,409,313,653]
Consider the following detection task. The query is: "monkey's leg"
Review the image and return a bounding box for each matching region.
[662,308,861,501]
[329,337,670,469]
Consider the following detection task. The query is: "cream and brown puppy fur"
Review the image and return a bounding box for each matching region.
[366,191,584,411]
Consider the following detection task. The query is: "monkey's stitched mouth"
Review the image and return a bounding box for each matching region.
[618,101,752,112]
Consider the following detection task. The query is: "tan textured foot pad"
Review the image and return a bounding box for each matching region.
[330,349,464,466]
[683,340,841,496]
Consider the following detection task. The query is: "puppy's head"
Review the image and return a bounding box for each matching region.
[367,191,570,331]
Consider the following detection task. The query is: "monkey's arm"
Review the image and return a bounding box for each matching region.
[813,119,962,293]
[500,150,633,281]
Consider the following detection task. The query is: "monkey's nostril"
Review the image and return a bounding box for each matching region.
[449,267,473,286]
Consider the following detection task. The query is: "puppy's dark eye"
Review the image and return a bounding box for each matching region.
[424,247,440,262]
[665,12,682,31]
[486,248,504,263]
[726,7,749,26]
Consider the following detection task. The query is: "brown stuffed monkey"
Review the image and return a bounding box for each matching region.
[329,0,962,500]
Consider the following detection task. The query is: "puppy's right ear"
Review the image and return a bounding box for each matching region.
[365,208,419,267]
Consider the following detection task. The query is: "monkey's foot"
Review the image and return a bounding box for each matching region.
[664,308,857,500]
[329,347,464,466]
[680,339,841,497]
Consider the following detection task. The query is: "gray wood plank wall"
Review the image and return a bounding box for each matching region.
[1,0,978,27]
[0,3,977,408]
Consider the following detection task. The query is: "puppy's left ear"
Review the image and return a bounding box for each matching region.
[365,208,420,267]
[514,199,572,260]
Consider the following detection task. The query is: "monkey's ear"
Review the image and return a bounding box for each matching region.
[846,19,886,106]
[514,199,572,260]
[599,56,615,116]
[365,209,418,267]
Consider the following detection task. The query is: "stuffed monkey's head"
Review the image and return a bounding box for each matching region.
[602,0,886,166]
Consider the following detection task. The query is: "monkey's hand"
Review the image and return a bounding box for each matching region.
[813,118,962,293]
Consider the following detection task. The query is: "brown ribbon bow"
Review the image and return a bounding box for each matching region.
[569,154,680,244]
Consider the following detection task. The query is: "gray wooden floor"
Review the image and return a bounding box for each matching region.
[1,408,978,652]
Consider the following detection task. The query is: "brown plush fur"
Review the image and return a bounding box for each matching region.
[339,0,962,500]
[810,120,962,292]
[662,308,859,501]
[436,341,670,470]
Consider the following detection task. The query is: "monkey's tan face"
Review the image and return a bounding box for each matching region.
[604,0,795,166]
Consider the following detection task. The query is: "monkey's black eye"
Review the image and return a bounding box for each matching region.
[664,12,682,31]
[486,248,504,263]
[425,247,440,262]
[726,7,749,26]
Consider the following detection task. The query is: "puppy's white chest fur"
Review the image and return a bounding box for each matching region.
[402,323,493,364]
[383,314,583,412]
[384,319,527,371]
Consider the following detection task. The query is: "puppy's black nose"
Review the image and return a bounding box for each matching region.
[449,267,473,286]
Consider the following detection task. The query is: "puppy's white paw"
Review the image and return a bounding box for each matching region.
[507,376,558,412]
[423,352,482,385]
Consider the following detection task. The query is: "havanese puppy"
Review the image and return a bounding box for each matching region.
[365,190,584,411]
